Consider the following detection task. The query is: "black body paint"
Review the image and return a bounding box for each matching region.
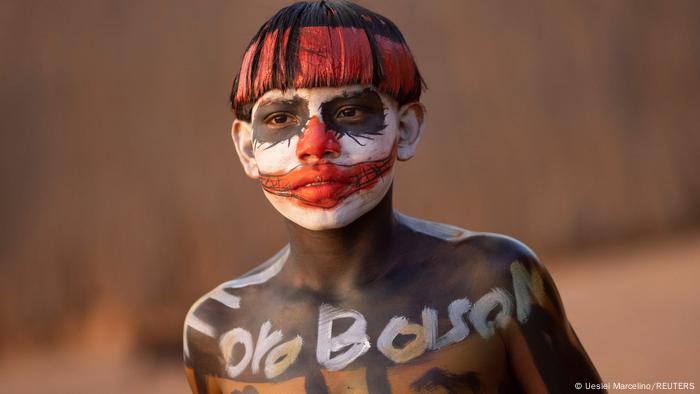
[411,368,481,393]
[231,385,259,394]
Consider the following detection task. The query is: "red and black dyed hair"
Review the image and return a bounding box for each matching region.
[231,0,425,121]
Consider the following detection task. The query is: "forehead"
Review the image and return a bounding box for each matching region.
[252,85,391,114]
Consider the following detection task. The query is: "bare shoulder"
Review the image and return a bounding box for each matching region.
[183,246,290,390]
[398,215,603,389]
[397,212,544,291]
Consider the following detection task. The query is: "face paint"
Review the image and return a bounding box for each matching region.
[319,88,387,145]
[251,85,398,230]
[252,95,309,149]
[259,152,395,209]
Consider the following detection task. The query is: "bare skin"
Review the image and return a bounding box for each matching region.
[184,190,603,393]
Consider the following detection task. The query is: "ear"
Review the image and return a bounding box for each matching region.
[231,119,260,179]
[396,102,426,161]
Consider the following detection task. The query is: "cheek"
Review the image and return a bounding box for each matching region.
[254,136,300,173]
[338,115,398,162]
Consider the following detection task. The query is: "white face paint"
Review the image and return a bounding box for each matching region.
[249,85,399,230]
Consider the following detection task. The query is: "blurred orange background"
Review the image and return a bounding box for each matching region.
[1,1,699,392]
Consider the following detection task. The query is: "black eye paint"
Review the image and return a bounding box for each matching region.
[320,88,387,146]
[252,95,310,149]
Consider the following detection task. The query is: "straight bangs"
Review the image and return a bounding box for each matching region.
[231,1,425,121]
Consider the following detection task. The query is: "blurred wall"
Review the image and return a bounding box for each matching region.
[1,0,699,355]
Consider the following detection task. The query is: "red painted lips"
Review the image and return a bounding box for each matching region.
[259,149,395,208]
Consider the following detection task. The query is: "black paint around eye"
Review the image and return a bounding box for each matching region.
[320,88,387,145]
[252,95,309,149]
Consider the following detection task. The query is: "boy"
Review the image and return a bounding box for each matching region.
[184,1,603,392]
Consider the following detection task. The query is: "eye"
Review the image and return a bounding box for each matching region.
[264,112,299,128]
[336,106,365,121]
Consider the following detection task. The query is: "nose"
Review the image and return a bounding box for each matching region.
[296,116,341,163]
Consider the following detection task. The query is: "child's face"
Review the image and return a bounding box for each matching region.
[248,85,399,230]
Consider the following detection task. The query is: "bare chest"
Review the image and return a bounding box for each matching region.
[211,286,516,393]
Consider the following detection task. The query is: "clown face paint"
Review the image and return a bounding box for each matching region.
[250,85,398,230]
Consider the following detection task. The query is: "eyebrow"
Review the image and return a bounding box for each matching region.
[341,88,374,99]
[317,88,376,110]
[257,95,306,108]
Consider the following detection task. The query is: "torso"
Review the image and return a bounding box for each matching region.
[185,214,537,393]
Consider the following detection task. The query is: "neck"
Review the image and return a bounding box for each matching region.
[283,188,400,294]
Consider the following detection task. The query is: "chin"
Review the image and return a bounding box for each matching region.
[263,174,393,231]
